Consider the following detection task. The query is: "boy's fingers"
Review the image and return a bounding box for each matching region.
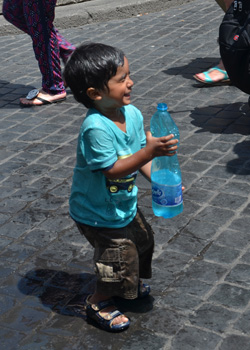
[161,133,174,141]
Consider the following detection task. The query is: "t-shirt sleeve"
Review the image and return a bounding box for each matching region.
[81,127,117,171]
[130,105,146,148]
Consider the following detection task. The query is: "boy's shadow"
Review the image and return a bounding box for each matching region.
[18,269,154,328]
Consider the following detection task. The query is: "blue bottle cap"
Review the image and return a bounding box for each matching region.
[157,103,168,111]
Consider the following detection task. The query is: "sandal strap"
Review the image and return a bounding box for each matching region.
[138,281,151,298]
[36,96,52,104]
[84,295,114,311]
[26,89,40,100]
[207,66,229,80]
[84,295,130,331]
[203,71,214,83]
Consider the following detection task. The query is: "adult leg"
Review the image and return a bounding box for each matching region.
[20,0,67,106]
[25,0,64,94]
[56,29,76,65]
[215,0,227,12]
[2,0,28,33]
[193,0,234,84]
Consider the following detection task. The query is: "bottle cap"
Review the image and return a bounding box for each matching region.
[157,103,168,111]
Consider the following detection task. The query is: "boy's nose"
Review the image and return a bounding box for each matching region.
[128,77,134,87]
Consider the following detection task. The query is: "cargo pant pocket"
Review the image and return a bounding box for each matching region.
[94,246,122,283]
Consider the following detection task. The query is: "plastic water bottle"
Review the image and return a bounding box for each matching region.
[150,103,183,219]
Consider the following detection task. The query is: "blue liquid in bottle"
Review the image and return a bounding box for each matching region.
[150,103,183,219]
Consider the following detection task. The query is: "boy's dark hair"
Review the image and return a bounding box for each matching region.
[63,42,125,108]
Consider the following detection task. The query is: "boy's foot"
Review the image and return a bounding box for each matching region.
[20,89,66,107]
[138,280,151,298]
[85,295,130,332]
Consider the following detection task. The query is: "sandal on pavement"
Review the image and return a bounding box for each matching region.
[20,89,66,107]
[84,295,130,332]
[138,281,151,298]
[193,66,230,85]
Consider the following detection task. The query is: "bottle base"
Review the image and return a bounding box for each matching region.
[153,203,183,219]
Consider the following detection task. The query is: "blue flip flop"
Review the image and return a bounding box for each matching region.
[193,66,230,85]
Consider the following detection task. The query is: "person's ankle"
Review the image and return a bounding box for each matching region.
[89,293,111,304]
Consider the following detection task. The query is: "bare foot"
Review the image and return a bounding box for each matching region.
[20,89,66,106]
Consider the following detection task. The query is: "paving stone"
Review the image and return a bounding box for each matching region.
[195,205,235,225]
[209,283,250,310]
[170,326,222,350]
[209,192,248,210]
[0,328,26,350]
[225,263,250,288]
[219,335,250,350]
[216,229,250,250]
[189,303,239,333]
[0,304,51,333]
[233,309,250,335]
[119,330,168,350]
[203,243,241,265]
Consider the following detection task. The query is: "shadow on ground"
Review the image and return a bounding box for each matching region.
[0,80,37,108]
[189,102,250,135]
[163,57,222,80]
[227,140,250,175]
[17,269,154,329]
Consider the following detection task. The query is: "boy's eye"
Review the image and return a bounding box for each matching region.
[120,73,131,82]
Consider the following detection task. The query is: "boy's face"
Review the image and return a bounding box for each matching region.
[100,56,134,109]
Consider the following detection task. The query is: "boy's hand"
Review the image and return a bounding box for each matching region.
[145,131,178,158]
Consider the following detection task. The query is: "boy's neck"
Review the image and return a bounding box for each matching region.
[95,106,126,132]
[95,106,123,121]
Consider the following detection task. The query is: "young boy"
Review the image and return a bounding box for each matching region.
[64,43,179,332]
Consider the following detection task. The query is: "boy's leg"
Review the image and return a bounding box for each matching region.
[131,208,154,280]
[76,209,154,300]
[75,222,130,329]
[75,214,154,330]
[87,228,141,300]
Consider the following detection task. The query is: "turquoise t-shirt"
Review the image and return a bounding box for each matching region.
[69,104,146,228]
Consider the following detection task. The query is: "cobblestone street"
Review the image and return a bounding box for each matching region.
[0,0,250,349]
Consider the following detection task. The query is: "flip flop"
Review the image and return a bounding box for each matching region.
[20,89,66,107]
[193,66,230,85]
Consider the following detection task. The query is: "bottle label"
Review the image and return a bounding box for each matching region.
[152,182,183,207]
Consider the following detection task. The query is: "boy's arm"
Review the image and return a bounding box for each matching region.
[139,161,152,182]
[103,132,178,179]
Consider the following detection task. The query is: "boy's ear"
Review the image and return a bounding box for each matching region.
[86,87,102,101]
